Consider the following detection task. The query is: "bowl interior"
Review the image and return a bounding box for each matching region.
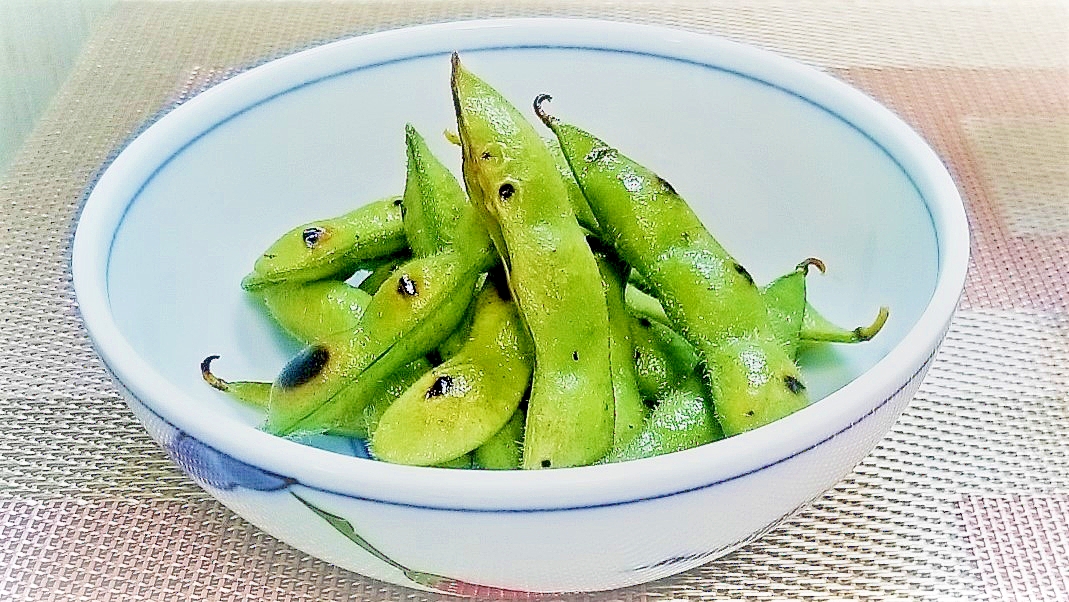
[102,45,937,455]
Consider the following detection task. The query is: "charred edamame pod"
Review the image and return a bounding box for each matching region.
[205,274,433,439]
[443,129,599,235]
[604,316,722,463]
[357,254,409,295]
[400,124,499,362]
[265,119,503,437]
[242,197,407,289]
[371,280,532,466]
[452,55,615,468]
[265,252,481,436]
[201,353,429,439]
[540,100,807,437]
[628,311,700,402]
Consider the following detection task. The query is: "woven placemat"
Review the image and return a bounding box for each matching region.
[1,1,1066,600]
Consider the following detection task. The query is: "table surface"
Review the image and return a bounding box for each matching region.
[1,2,1067,600]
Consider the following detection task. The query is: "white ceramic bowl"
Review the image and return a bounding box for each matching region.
[71,19,968,595]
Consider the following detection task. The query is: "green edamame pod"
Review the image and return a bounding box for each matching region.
[761,258,823,359]
[404,124,495,266]
[443,129,599,235]
[257,280,372,342]
[371,280,533,467]
[452,55,615,469]
[211,360,431,440]
[802,305,888,344]
[540,102,807,437]
[603,375,721,463]
[203,354,431,439]
[628,311,700,401]
[265,251,481,436]
[402,124,472,256]
[473,408,525,470]
[629,322,671,403]
[605,314,723,462]
[760,258,888,352]
[319,357,428,439]
[266,134,494,438]
[593,247,647,449]
[546,137,599,233]
[357,254,409,295]
[435,453,474,469]
[242,197,407,290]
[402,124,498,362]
[208,272,433,437]
[200,356,272,408]
[625,284,670,327]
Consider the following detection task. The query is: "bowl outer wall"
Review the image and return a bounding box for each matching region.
[70,18,969,512]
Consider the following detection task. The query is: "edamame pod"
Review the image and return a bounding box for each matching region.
[371,280,532,466]
[204,274,432,438]
[443,129,599,235]
[319,358,428,439]
[435,453,475,469]
[404,125,495,267]
[200,355,272,408]
[473,408,525,470]
[201,354,428,438]
[242,197,407,289]
[760,259,888,353]
[594,247,647,449]
[540,102,807,437]
[625,284,670,327]
[402,125,472,257]
[605,315,723,462]
[257,280,372,342]
[603,376,721,463]
[357,254,409,294]
[402,124,498,362]
[761,259,823,359]
[628,311,700,401]
[546,137,599,233]
[452,55,615,468]
[265,252,481,436]
[802,304,889,344]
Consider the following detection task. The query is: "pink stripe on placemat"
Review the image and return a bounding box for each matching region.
[958,494,1069,602]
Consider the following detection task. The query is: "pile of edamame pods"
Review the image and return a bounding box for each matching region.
[202,54,888,470]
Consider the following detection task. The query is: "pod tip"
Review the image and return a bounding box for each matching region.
[855,306,890,341]
[533,93,555,127]
[798,257,826,275]
[201,355,230,391]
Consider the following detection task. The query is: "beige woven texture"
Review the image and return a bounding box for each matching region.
[1,1,1067,600]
